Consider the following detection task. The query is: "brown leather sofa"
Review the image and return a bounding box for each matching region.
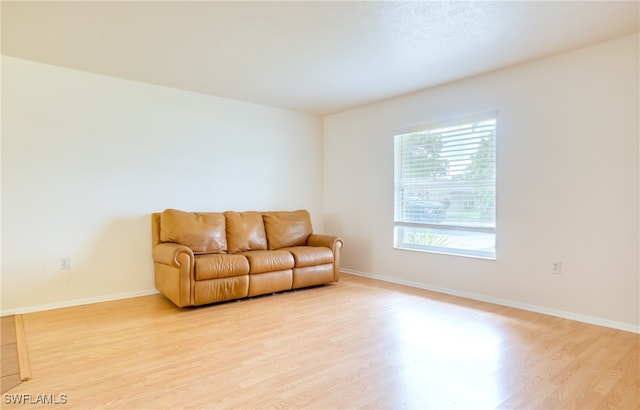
[151,209,343,307]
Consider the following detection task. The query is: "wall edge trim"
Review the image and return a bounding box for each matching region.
[0,289,161,317]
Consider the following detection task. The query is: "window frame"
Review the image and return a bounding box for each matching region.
[393,113,497,259]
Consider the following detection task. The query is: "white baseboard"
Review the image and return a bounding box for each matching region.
[342,268,640,334]
[4,272,638,334]
[0,289,160,317]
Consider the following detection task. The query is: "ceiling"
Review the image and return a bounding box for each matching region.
[2,1,639,115]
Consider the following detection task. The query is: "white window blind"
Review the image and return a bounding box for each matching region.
[394,115,496,259]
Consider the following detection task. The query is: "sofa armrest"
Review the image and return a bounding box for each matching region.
[152,242,195,269]
[307,234,343,282]
[152,243,195,307]
[307,234,343,250]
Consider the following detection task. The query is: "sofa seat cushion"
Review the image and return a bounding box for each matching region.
[195,254,249,280]
[285,246,334,268]
[241,250,294,274]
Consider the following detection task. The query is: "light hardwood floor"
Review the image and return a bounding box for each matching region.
[1,316,22,394]
[4,273,639,409]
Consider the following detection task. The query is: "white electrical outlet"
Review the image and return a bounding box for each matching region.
[60,257,71,270]
[552,261,562,274]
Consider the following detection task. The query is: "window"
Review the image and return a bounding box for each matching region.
[394,114,496,259]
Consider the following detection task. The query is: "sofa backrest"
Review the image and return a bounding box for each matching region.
[158,209,228,254]
[153,209,313,253]
[263,210,312,249]
[224,211,268,253]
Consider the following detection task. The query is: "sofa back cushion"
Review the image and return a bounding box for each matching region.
[224,211,268,253]
[160,209,227,254]
[263,210,312,250]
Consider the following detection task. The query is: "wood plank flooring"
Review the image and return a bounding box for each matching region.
[14,315,31,383]
[1,315,22,394]
[4,273,639,409]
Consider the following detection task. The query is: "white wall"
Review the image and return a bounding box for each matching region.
[323,34,639,331]
[1,56,324,313]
